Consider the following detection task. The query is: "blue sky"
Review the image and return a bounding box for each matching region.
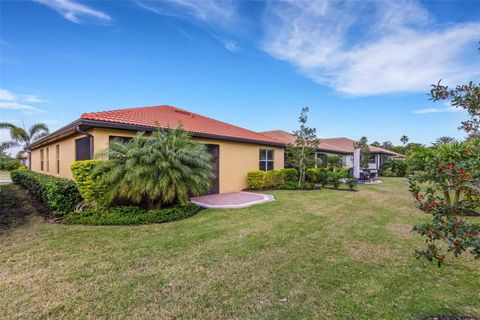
[1,0,479,153]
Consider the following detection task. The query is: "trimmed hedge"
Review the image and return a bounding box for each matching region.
[70,160,106,207]
[247,170,265,190]
[264,170,283,188]
[11,169,82,216]
[281,168,298,182]
[63,203,201,225]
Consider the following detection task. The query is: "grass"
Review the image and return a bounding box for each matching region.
[0,170,10,180]
[1,178,479,319]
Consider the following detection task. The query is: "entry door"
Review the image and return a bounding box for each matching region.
[205,144,220,194]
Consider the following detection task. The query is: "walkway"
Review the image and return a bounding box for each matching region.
[190,191,275,209]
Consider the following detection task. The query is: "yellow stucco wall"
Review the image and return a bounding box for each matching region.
[30,127,284,193]
[30,132,91,180]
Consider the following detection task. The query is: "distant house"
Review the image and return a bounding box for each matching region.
[19,152,29,167]
[27,105,285,194]
[261,130,405,170]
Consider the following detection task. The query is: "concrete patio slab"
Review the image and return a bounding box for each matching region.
[190,191,275,209]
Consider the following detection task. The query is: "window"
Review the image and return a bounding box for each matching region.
[40,149,44,171]
[46,147,49,172]
[56,144,60,174]
[109,136,132,144]
[75,137,91,161]
[259,149,274,171]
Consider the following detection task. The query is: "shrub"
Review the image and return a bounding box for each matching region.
[71,160,105,207]
[247,170,265,189]
[278,181,298,190]
[63,203,201,225]
[0,155,21,171]
[344,173,357,191]
[380,159,407,177]
[264,170,283,188]
[95,128,212,209]
[317,168,329,187]
[328,168,348,189]
[11,169,82,216]
[303,182,315,190]
[280,168,298,183]
[306,168,320,183]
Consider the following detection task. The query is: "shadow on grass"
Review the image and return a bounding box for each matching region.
[0,184,49,233]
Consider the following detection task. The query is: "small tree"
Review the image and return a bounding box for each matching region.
[408,140,480,266]
[289,107,319,187]
[354,136,371,169]
[95,127,213,209]
[400,135,409,145]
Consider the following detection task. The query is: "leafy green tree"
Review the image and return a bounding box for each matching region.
[400,135,409,145]
[0,122,49,159]
[371,141,381,147]
[95,127,213,210]
[408,140,480,266]
[354,136,371,169]
[290,107,319,187]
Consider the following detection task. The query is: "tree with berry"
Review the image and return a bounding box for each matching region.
[408,44,480,266]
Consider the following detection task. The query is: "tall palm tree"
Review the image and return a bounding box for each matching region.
[433,136,456,146]
[0,122,50,158]
[95,127,213,209]
[400,135,409,145]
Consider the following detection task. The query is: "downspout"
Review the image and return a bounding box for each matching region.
[76,125,94,160]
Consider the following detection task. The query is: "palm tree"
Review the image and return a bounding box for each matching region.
[400,135,409,145]
[433,136,456,146]
[0,122,49,159]
[95,127,213,209]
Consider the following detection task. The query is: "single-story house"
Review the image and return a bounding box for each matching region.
[261,130,405,170]
[27,105,285,194]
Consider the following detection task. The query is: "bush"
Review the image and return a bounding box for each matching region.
[328,168,348,189]
[281,168,298,182]
[264,170,283,188]
[380,159,407,177]
[0,155,21,171]
[317,168,329,187]
[303,182,315,190]
[344,173,358,191]
[63,203,201,225]
[11,169,82,216]
[247,170,266,189]
[278,181,298,190]
[71,160,106,207]
[306,168,320,183]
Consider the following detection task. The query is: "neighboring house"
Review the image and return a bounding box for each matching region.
[261,130,405,170]
[27,105,285,194]
[19,152,29,167]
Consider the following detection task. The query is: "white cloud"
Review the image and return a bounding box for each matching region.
[33,0,111,24]
[0,89,15,101]
[414,105,461,114]
[135,0,237,26]
[0,89,46,115]
[262,0,480,95]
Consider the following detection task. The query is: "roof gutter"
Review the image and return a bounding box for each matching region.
[76,125,94,159]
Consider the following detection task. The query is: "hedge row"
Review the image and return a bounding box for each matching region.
[63,203,201,225]
[247,168,298,190]
[10,169,82,216]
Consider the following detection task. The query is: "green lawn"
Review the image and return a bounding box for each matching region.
[1,178,479,319]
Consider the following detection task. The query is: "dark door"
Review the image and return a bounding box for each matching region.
[75,137,91,161]
[205,144,219,194]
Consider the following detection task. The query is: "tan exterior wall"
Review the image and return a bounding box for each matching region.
[30,132,91,180]
[30,127,284,193]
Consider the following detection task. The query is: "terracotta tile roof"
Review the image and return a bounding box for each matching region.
[81,105,284,145]
[261,130,405,158]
